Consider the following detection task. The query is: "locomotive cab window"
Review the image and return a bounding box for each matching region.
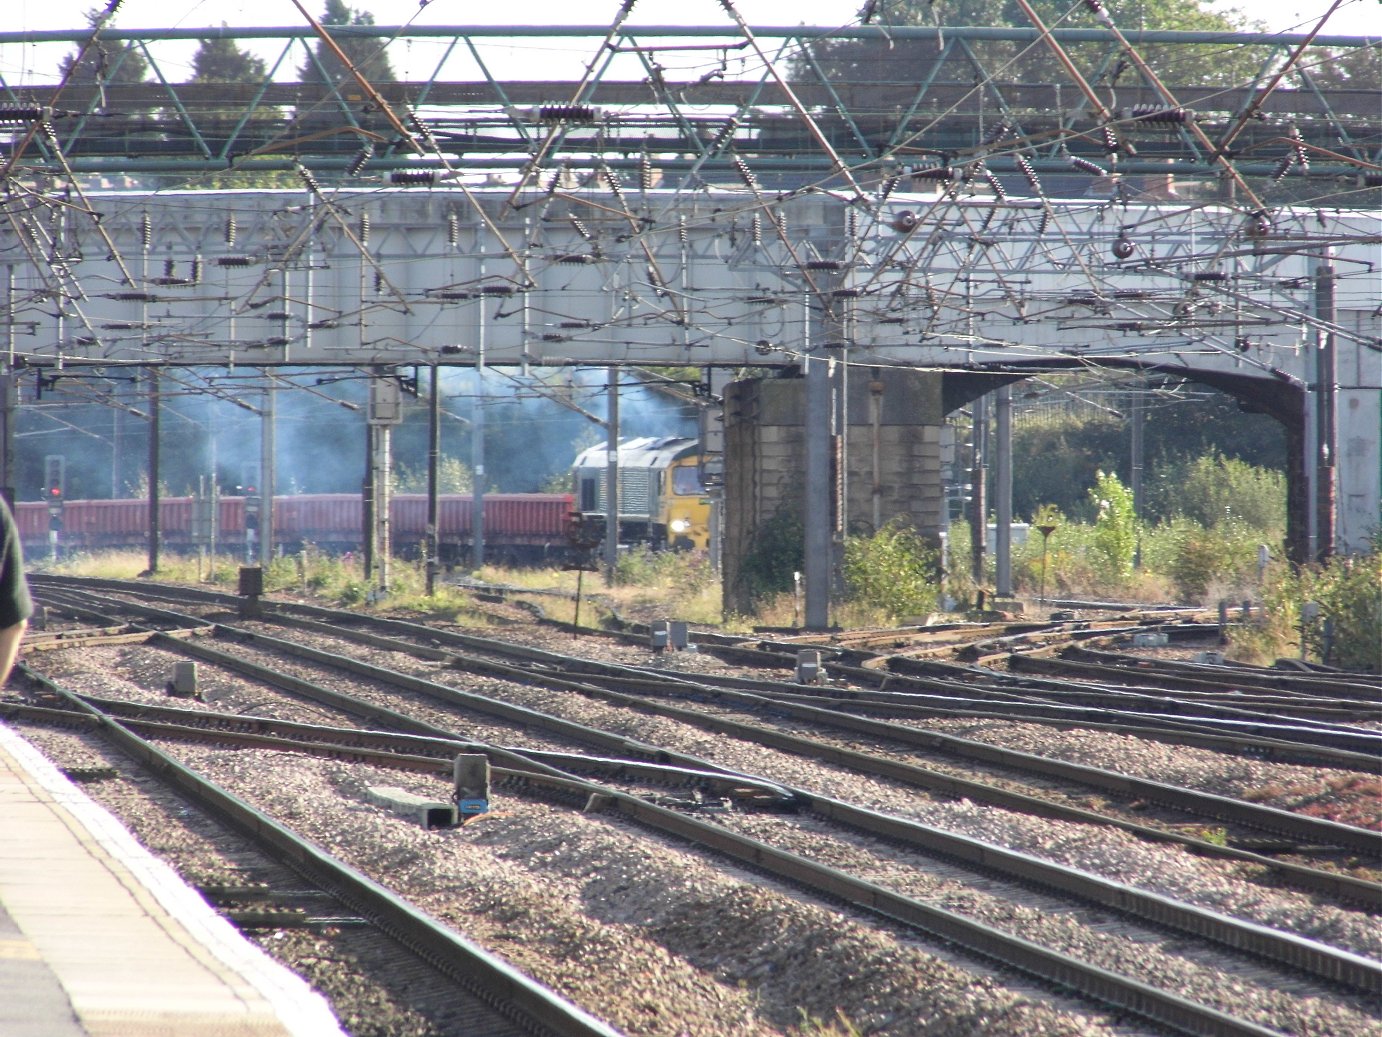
[671,466,704,496]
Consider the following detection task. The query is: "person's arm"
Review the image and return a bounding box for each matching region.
[0,619,27,685]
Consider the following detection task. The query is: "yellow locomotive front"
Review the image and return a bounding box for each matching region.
[663,454,710,552]
[572,436,709,552]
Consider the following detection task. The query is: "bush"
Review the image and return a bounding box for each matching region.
[1089,470,1136,585]
[1140,517,1271,603]
[1151,454,1285,532]
[737,508,805,606]
[1231,542,1381,671]
[842,517,938,622]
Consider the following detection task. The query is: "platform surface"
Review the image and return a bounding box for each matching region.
[0,722,347,1037]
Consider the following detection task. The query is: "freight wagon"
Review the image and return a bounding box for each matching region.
[15,493,575,566]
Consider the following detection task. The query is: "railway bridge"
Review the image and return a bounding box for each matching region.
[1,21,1378,621]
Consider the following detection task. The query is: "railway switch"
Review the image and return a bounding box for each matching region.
[453,754,491,820]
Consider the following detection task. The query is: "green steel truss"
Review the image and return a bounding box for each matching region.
[1,24,1377,194]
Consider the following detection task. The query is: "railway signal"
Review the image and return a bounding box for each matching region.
[43,455,65,513]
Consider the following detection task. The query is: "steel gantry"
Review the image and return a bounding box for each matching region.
[1,13,1378,619]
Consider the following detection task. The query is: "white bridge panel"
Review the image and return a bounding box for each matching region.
[5,189,1375,391]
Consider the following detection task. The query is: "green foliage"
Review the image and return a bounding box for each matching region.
[393,456,473,494]
[1301,548,1382,672]
[1151,454,1285,532]
[1233,544,1382,672]
[798,0,1259,95]
[1013,416,1126,522]
[59,9,149,89]
[299,0,396,84]
[1010,386,1286,523]
[842,517,939,622]
[1089,470,1137,585]
[1140,517,1268,601]
[737,508,805,606]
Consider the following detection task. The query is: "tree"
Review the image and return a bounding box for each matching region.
[795,0,1261,143]
[298,0,397,87]
[183,31,293,187]
[58,7,149,92]
[293,1,397,158]
[193,33,270,86]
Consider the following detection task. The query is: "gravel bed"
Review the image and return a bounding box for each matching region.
[6,723,458,1037]
[15,607,1381,1036]
[35,625,1380,960]
[175,744,1152,1037]
[914,718,1382,829]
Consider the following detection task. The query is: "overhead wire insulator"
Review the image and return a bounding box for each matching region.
[0,107,45,123]
[346,143,374,177]
[223,215,237,247]
[390,170,437,186]
[678,215,689,247]
[639,151,654,191]
[982,120,1011,147]
[140,212,152,253]
[774,208,786,236]
[1130,104,1194,124]
[732,154,760,195]
[1015,155,1042,195]
[190,256,202,284]
[910,166,953,183]
[538,104,598,123]
[983,171,1007,201]
[751,213,762,246]
[1100,126,1120,156]
[163,258,175,279]
[846,208,858,240]
[1037,209,1050,236]
[1288,127,1309,171]
[602,166,625,205]
[1271,155,1294,184]
[879,173,902,200]
[296,165,320,195]
[1068,155,1107,177]
[358,212,370,246]
[708,116,739,154]
[446,211,460,248]
[407,108,439,151]
[570,216,593,241]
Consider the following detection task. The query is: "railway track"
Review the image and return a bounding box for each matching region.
[8,575,1381,1037]
[4,697,619,1037]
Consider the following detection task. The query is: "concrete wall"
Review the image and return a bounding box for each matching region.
[722,369,946,614]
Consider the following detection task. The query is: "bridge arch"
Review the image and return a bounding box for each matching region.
[938,360,1308,561]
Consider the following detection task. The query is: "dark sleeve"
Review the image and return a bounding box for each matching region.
[0,501,33,628]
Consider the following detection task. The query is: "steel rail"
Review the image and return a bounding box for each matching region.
[49,577,1380,854]
[9,677,623,1037]
[13,691,798,806]
[25,580,1382,894]
[16,665,1379,1011]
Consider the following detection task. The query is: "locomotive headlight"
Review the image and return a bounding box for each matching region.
[670,518,691,533]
